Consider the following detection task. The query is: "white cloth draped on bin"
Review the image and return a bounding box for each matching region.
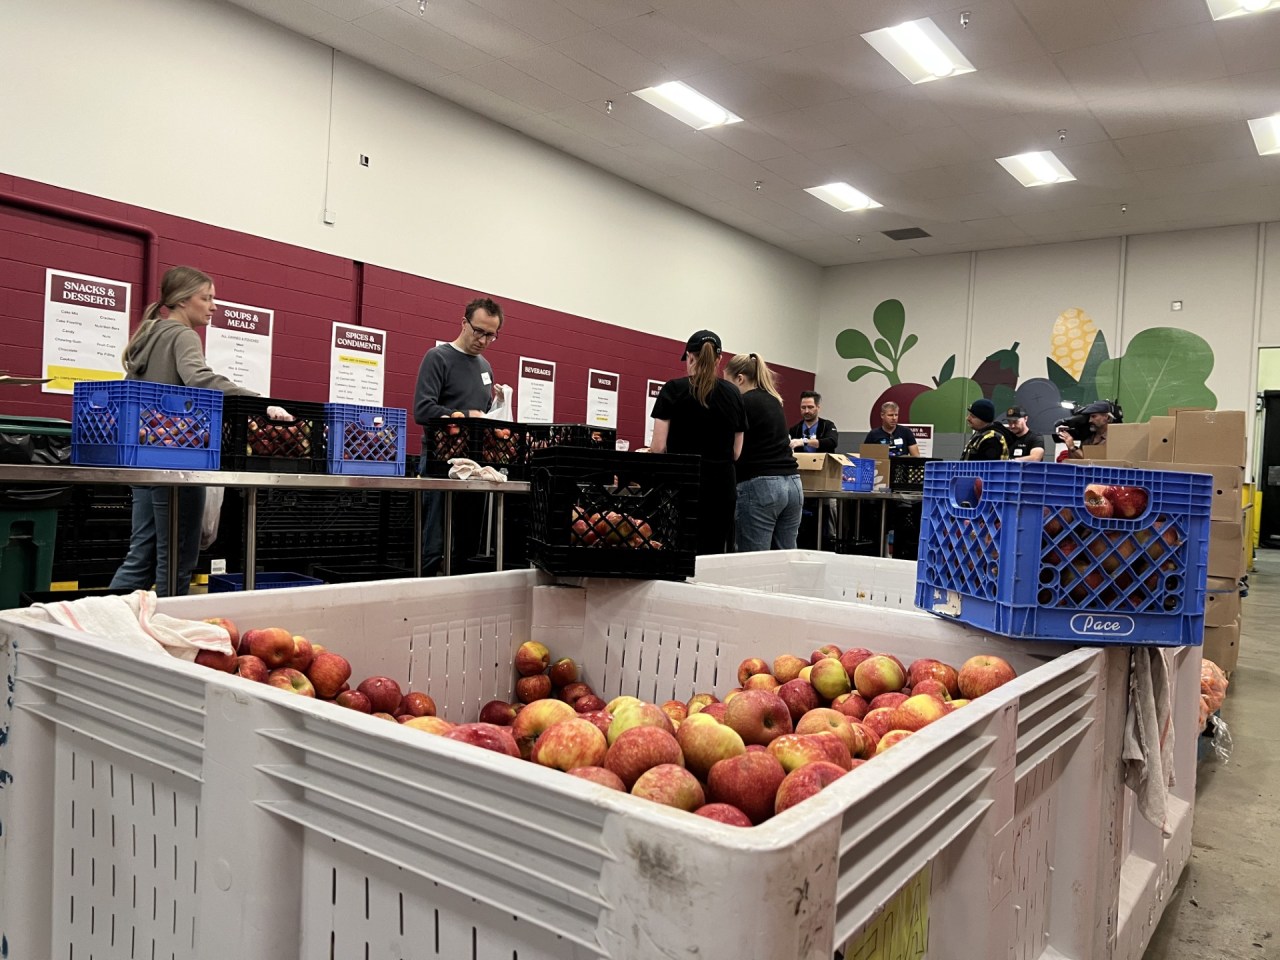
[446,458,509,483]
[1123,647,1176,836]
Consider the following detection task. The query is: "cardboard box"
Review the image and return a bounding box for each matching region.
[1202,619,1239,675]
[1172,410,1246,467]
[1146,416,1176,462]
[1204,576,1241,628]
[794,452,854,492]
[1103,423,1150,462]
[1207,520,1246,579]
[1135,462,1243,522]
[857,444,891,490]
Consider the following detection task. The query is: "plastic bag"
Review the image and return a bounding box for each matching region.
[201,486,224,549]
[1206,714,1233,763]
[486,384,512,421]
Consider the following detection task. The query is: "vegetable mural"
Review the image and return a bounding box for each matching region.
[837,300,1218,435]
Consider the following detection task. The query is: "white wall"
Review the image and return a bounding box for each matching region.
[0,0,821,369]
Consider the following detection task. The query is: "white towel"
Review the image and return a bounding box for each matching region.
[1122,647,1176,836]
[447,457,509,483]
[0,590,234,661]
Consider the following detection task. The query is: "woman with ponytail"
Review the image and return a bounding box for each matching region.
[110,266,290,596]
[724,352,803,551]
[650,330,746,555]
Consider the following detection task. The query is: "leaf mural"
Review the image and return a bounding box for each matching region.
[909,377,984,433]
[1046,358,1084,405]
[837,298,920,387]
[991,384,1018,418]
[933,355,956,387]
[1077,331,1109,403]
[1094,328,1217,421]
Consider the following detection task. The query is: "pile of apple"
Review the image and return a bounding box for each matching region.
[194,619,439,724]
[569,506,663,549]
[139,408,210,448]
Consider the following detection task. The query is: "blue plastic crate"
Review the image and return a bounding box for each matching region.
[841,458,877,492]
[324,404,407,476]
[914,461,1212,646]
[207,571,323,592]
[71,380,222,470]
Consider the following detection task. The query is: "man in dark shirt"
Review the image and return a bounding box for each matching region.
[1003,405,1046,461]
[864,401,920,457]
[961,398,1014,461]
[789,391,839,452]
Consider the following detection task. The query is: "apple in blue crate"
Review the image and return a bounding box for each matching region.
[632,764,704,812]
[444,723,520,758]
[531,718,608,771]
[957,655,1017,699]
[267,668,315,697]
[724,690,792,746]
[510,699,576,759]
[676,713,746,780]
[774,761,846,816]
[706,751,786,825]
[604,726,684,790]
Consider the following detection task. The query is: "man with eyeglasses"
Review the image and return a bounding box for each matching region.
[414,297,504,575]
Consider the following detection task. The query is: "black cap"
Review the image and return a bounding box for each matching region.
[1003,405,1028,423]
[1081,400,1115,417]
[681,330,722,360]
[968,398,995,422]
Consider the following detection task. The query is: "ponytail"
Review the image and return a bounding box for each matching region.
[725,352,783,402]
[121,265,213,370]
[689,341,721,407]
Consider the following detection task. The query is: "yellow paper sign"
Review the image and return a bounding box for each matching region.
[842,863,931,960]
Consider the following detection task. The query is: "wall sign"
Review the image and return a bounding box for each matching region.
[42,269,130,393]
[329,322,387,404]
[206,300,273,396]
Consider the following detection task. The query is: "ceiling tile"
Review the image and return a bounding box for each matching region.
[958,114,1044,155]
[603,12,733,76]
[704,124,794,162]
[1020,106,1113,147]
[1154,77,1243,130]
[1114,120,1261,170]
[676,65,796,119]
[1086,88,1180,139]
[545,101,648,147]
[465,0,593,40]
[754,108,855,154]
[860,86,957,134]
[505,46,619,101]
[786,35,909,98]
[1230,67,1280,118]
[354,7,492,72]
[622,139,710,177]
[981,56,1080,114]
[1109,0,1211,36]
[552,29,665,90]
[860,126,987,172]
[337,23,458,82]
[1054,39,1151,101]
[932,0,1046,69]
[961,216,1033,240]
[739,51,860,108]
[551,0,655,27]
[306,0,397,21]
[1131,22,1228,87]
[459,59,577,113]
[1010,0,1128,52]
[758,152,844,188]
[1214,16,1280,76]
[415,0,543,59]
[919,72,1017,125]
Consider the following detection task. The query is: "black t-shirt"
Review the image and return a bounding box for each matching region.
[737,389,799,483]
[651,377,746,465]
[864,425,917,456]
[1009,431,1046,460]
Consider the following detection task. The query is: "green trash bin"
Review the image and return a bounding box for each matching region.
[0,414,72,609]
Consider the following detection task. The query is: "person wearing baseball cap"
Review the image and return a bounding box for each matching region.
[1058,400,1116,459]
[961,397,1014,461]
[1002,405,1045,461]
[650,329,747,555]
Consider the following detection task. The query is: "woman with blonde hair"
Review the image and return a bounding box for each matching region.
[650,330,746,555]
[724,352,803,551]
[110,266,289,596]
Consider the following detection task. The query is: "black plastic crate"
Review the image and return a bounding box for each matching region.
[422,417,523,478]
[309,562,413,583]
[221,395,327,473]
[888,456,940,492]
[523,423,616,457]
[526,448,699,580]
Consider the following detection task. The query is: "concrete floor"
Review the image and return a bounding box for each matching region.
[1142,551,1280,960]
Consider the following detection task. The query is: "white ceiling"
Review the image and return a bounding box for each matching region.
[227,0,1280,266]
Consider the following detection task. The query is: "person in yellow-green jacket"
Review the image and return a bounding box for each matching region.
[960,398,1013,461]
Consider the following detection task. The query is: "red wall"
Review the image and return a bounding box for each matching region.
[0,174,815,452]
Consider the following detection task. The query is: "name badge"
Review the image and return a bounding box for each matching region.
[481,371,493,385]
[892,437,902,445]
[1013,446,1025,457]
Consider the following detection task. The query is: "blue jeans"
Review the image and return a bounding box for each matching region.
[735,474,803,552]
[109,486,205,597]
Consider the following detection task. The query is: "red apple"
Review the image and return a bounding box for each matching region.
[1084,484,1114,519]
[869,692,909,713]
[443,722,520,758]
[371,712,398,722]
[744,672,781,693]
[568,767,626,791]
[516,674,553,704]
[194,648,238,673]
[676,713,746,779]
[403,716,454,735]
[911,678,952,702]
[574,694,607,714]
[1105,484,1148,519]
[399,692,437,718]
[810,643,842,663]
[805,730,853,770]
[958,655,1017,699]
[694,803,753,827]
[839,647,874,678]
[267,668,315,697]
[862,707,898,740]
[357,676,404,714]
[396,714,416,723]
[661,700,688,725]
[532,718,609,771]
[767,733,833,773]
[706,751,786,825]
[736,657,770,687]
[558,682,593,705]
[724,690,793,746]
[203,617,239,652]
[906,659,960,698]
[510,699,577,759]
[810,657,852,700]
[307,652,352,699]
[847,721,879,760]
[288,636,314,673]
[478,699,517,726]
[234,655,269,683]
[514,640,550,677]
[632,764,704,811]
[604,726,683,790]
[875,729,913,753]
[335,690,372,712]
[831,692,870,721]
[777,678,821,723]
[686,692,719,715]
[547,657,579,688]
[245,627,295,669]
[701,701,729,723]
[774,761,846,815]
[607,701,675,744]
[578,710,613,737]
[771,654,810,684]
[795,708,855,756]
[853,655,906,699]
[892,694,950,732]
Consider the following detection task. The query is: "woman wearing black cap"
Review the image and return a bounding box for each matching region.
[650,330,747,555]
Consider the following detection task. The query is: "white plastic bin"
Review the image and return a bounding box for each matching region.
[694,548,920,608]
[2,571,1121,960]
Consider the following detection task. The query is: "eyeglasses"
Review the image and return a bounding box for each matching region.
[465,318,499,341]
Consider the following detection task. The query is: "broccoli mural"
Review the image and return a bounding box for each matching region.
[837,300,1218,435]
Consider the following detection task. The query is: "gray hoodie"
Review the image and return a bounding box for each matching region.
[123,318,255,395]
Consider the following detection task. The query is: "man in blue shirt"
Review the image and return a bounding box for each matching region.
[863,401,920,457]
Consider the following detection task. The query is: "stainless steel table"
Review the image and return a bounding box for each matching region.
[0,464,530,593]
[802,487,924,556]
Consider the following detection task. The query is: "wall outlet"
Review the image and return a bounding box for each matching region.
[359,154,370,167]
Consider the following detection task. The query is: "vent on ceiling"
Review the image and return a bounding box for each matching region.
[882,227,932,241]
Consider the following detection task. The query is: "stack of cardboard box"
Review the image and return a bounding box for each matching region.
[1084,410,1247,674]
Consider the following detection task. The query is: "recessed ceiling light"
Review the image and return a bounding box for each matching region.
[861,18,975,84]
[1247,114,1280,155]
[996,151,1077,187]
[804,182,883,212]
[1205,0,1278,19]
[631,81,742,130]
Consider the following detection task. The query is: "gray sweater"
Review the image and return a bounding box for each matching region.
[413,343,493,428]
[123,318,255,395]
